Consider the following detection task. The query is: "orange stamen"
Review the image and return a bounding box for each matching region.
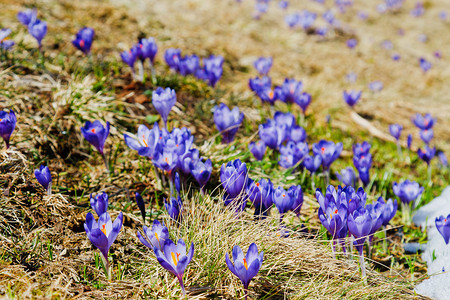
[282,194,285,198]
[256,182,260,187]
[334,209,338,214]
[243,258,248,270]
[321,147,325,154]
[91,128,96,133]
[268,90,274,98]
[80,39,85,48]
[101,224,107,236]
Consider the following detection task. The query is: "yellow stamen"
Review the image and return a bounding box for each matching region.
[155,232,159,242]
[171,252,181,266]
[243,258,248,270]
[101,224,107,236]
[142,138,148,147]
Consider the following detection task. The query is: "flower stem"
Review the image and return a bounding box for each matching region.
[137,60,144,82]
[47,182,52,196]
[100,253,111,280]
[149,61,157,85]
[102,153,110,174]
[383,226,388,253]
[359,253,367,280]
[177,275,186,298]
[396,141,402,159]
[427,163,432,186]
[169,178,174,198]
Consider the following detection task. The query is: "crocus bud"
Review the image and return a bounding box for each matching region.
[0,109,16,149]
[34,165,52,195]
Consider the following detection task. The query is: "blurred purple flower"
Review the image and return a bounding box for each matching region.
[249,141,266,161]
[254,57,272,75]
[392,53,401,61]
[201,55,224,87]
[81,120,110,156]
[220,159,248,199]
[120,47,139,72]
[289,125,307,143]
[369,81,383,92]
[407,134,413,149]
[418,34,428,43]
[420,129,433,144]
[90,192,108,217]
[411,2,425,17]
[214,103,244,143]
[137,37,158,63]
[164,48,181,71]
[439,11,448,21]
[179,54,199,76]
[419,57,432,72]
[438,151,448,167]
[346,38,358,49]
[165,196,183,222]
[378,197,397,226]
[336,167,357,187]
[72,27,94,54]
[285,13,300,28]
[0,28,14,50]
[17,9,37,26]
[0,109,16,149]
[154,239,194,296]
[346,72,357,83]
[389,124,403,140]
[28,19,47,48]
[34,165,52,195]
[152,87,177,128]
[277,78,303,104]
[393,180,423,204]
[353,153,372,186]
[412,113,435,130]
[190,159,212,190]
[312,140,343,170]
[259,119,286,149]
[418,145,436,165]
[343,90,361,107]
[304,155,322,174]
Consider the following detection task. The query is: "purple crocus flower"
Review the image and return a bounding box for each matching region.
[154,238,194,296]
[410,2,425,17]
[213,103,244,144]
[258,119,287,149]
[253,57,272,75]
[246,178,273,217]
[124,123,160,159]
[419,57,432,72]
[34,165,52,195]
[153,140,179,175]
[343,186,367,214]
[249,141,266,161]
[407,134,413,149]
[420,129,433,144]
[90,192,109,216]
[225,243,263,300]
[274,111,295,129]
[353,154,372,186]
[289,126,307,143]
[298,10,317,30]
[137,37,158,63]
[178,149,199,175]
[137,219,169,251]
[17,8,37,26]
[312,140,343,170]
[392,53,401,61]
[201,55,224,87]
[435,215,450,244]
[135,192,146,222]
[348,207,373,259]
[28,19,47,48]
[343,90,362,107]
[0,109,16,149]
[353,141,371,157]
[438,151,448,167]
[189,159,212,190]
[84,211,123,278]
[304,155,322,174]
[346,72,357,83]
[336,167,357,187]
[120,47,139,72]
[368,81,383,92]
[152,87,177,128]
[378,197,397,226]
[389,124,403,140]
[72,27,94,54]
[81,120,110,156]
[164,48,181,71]
[317,188,348,241]
[277,78,303,104]
[220,159,248,198]
[0,29,14,50]
[346,38,358,49]
[179,55,200,76]
[249,76,272,93]
[418,145,436,165]
[273,186,298,220]
[295,92,312,114]
[392,180,423,204]
[165,196,182,222]
[257,87,278,105]
[412,113,435,130]
[278,0,289,9]
[285,13,300,28]
[175,172,181,195]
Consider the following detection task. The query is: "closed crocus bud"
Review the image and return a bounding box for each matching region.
[81,120,110,156]
[152,87,176,128]
[353,153,372,186]
[343,90,362,107]
[435,215,450,244]
[407,134,413,149]
[137,219,169,251]
[72,27,94,54]
[295,92,311,114]
[164,48,181,71]
[0,109,16,149]
[213,103,244,144]
[120,46,139,72]
[417,145,436,165]
[304,155,322,174]
[17,8,37,26]
[412,113,435,130]
[178,149,199,175]
[137,37,158,63]
[135,192,146,222]
[174,172,181,195]
[389,124,403,140]
[225,243,263,295]
[249,140,266,161]
[291,185,303,218]
[34,165,52,195]
[190,159,212,190]
[312,140,343,170]
[90,192,109,216]
[335,167,357,187]
[346,38,358,49]
[220,159,248,198]
[201,55,224,87]
[419,129,433,144]
[392,180,423,204]
[253,57,272,75]
[28,19,47,48]
[165,196,182,222]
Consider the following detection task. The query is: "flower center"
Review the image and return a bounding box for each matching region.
[101,224,107,236]
[79,39,85,48]
[256,182,260,187]
[155,232,159,242]
[268,90,274,98]
[321,147,325,154]
[142,138,148,147]
[171,252,181,266]
[91,128,96,133]
[243,258,248,270]
[282,194,285,198]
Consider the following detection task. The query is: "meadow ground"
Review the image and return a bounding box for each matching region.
[0,0,449,299]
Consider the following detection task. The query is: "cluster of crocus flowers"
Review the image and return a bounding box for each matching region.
[34,165,52,195]
[0,109,16,149]
[284,10,317,30]
[72,27,95,55]
[164,48,224,87]
[80,120,110,172]
[316,185,396,277]
[84,192,123,279]
[225,243,264,300]
[0,28,15,50]
[120,37,158,81]
[392,179,423,223]
[17,8,47,50]
[213,103,244,144]
[137,220,194,297]
[352,142,372,186]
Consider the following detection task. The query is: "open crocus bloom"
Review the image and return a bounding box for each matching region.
[225,243,264,296]
[137,219,169,251]
[80,120,110,156]
[154,238,194,296]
